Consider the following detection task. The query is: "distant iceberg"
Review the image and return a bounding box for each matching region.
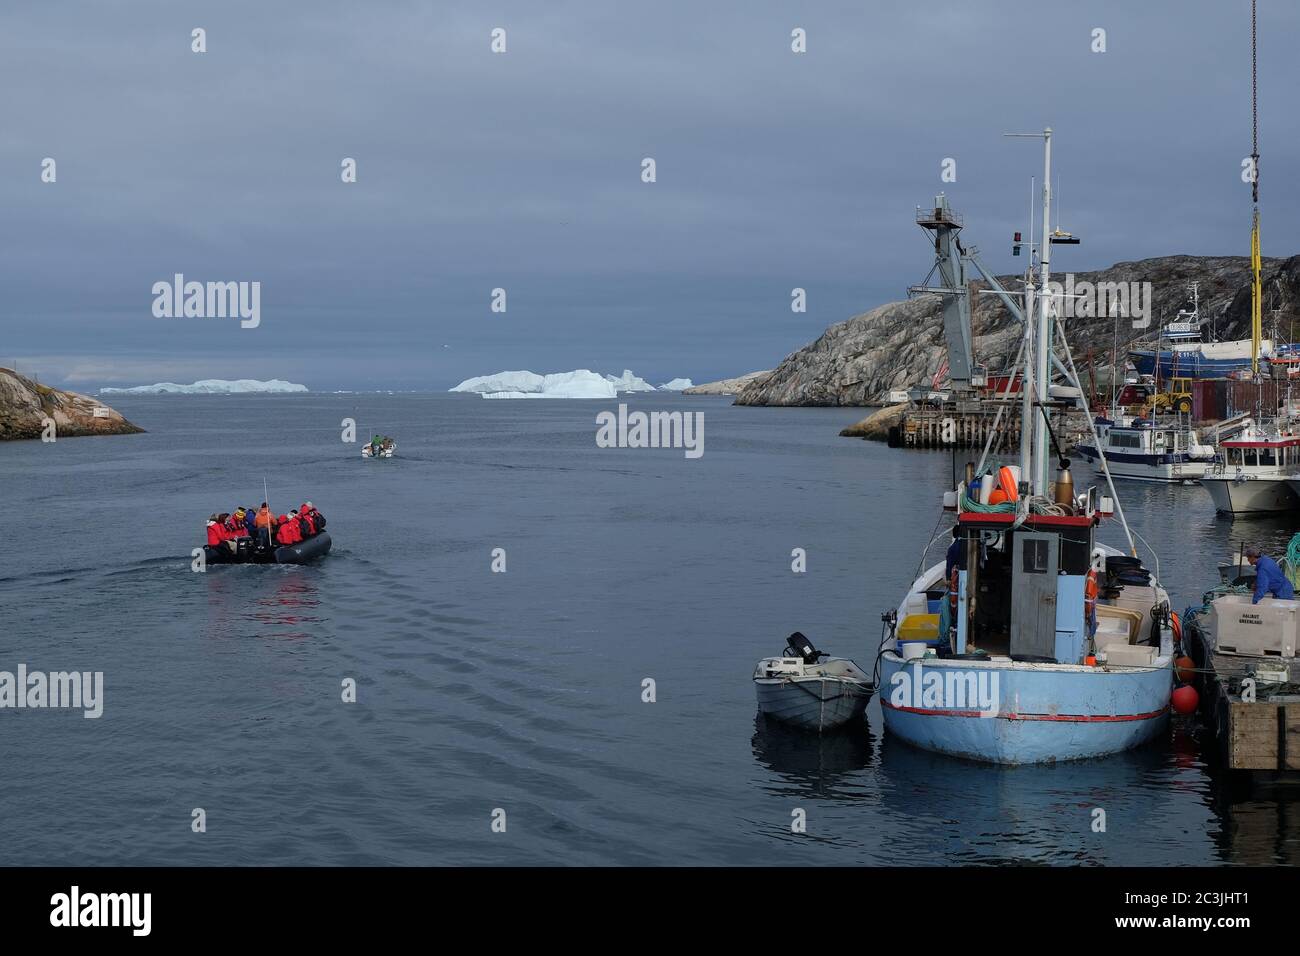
[603,370,656,393]
[450,370,616,399]
[451,369,690,399]
[100,379,308,395]
[658,378,694,391]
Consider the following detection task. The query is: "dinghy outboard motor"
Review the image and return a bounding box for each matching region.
[785,631,822,665]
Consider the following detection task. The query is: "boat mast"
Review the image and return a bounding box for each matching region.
[1007,128,1054,494]
[1250,0,1262,378]
[1036,128,1054,494]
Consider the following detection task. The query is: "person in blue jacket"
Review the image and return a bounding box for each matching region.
[1247,545,1294,603]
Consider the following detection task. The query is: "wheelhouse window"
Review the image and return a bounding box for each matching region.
[1022,538,1050,573]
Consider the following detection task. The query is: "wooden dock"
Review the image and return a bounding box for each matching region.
[1186,621,1300,778]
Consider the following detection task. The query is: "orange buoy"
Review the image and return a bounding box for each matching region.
[989,488,1008,505]
[1170,610,1183,643]
[1171,685,1199,715]
[997,465,1019,502]
[1175,655,1196,682]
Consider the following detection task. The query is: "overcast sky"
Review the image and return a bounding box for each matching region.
[2,0,1296,390]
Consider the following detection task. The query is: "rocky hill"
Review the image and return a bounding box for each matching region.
[736,255,1300,406]
[0,368,143,440]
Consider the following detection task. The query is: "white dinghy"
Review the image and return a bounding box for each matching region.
[753,632,873,732]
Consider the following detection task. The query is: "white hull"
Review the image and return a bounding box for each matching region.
[1202,476,1298,514]
[753,655,873,732]
[1080,456,1210,483]
[754,677,871,732]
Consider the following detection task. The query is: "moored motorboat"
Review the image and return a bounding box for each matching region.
[753,632,873,732]
[1201,423,1300,514]
[1076,411,1215,483]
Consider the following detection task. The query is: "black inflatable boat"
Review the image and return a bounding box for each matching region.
[204,532,332,565]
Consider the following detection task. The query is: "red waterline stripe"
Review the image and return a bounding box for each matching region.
[881,702,1168,723]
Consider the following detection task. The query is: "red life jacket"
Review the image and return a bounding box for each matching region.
[301,513,315,535]
[276,523,294,545]
[206,523,224,546]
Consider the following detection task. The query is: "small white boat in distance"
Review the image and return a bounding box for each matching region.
[362,436,396,459]
[754,632,873,732]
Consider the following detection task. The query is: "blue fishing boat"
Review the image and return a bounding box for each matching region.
[879,128,1175,765]
[1128,286,1299,378]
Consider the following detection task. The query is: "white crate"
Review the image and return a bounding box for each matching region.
[1211,594,1297,658]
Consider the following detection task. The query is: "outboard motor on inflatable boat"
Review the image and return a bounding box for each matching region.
[785,631,822,665]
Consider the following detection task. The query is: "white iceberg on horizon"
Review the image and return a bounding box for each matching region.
[603,370,656,393]
[450,369,617,399]
[657,378,694,391]
[100,378,308,395]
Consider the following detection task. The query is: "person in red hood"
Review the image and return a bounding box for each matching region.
[275,514,301,546]
[297,506,315,536]
[206,515,225,547]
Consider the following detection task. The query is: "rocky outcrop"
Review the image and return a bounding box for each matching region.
[839,403,907,439]
[737,255,1300,406]
[682,370,772,395]
[0,368,143,440]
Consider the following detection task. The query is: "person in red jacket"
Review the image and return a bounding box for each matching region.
[207,514,239,554]
[275,515,301,546]
[298,506,315,536]
[206,515,225,547]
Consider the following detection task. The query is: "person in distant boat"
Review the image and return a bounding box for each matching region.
[255,502,274,547]
[276,514,302,546]
[1246,545,1294,603]
[296,507,314,537]
[207,514,239,554]
[243,507,258,539]
[302,501,325,532]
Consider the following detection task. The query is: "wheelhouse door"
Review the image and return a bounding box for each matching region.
[1011,532,1059,658]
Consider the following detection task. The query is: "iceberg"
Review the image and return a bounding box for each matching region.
[451,369,693,399]
[450,370,616,399]
[100,379,308,395]
[603,370,656,393]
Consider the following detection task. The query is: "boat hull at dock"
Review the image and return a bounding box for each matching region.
[879,653,1172,764]
[1202,477,1298,514]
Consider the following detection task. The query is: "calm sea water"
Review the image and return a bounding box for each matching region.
[1,393,1297,866]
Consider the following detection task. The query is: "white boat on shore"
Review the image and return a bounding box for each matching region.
[753,633,873,732]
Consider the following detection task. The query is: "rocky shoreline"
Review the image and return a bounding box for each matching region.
[0,368,143,441]
[736,254,1300,407]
